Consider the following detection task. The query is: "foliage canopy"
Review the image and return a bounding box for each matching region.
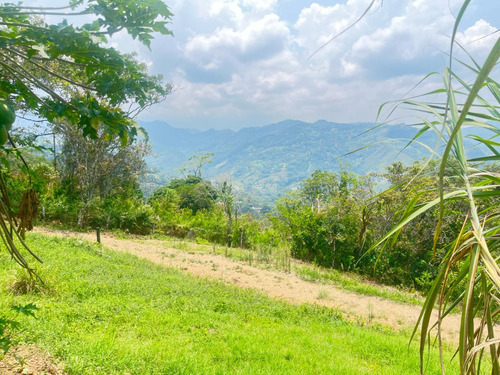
[0,0,172,144]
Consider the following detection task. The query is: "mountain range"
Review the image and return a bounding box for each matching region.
[140,119,450,202]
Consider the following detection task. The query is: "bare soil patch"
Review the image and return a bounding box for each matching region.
[0,345,64,375]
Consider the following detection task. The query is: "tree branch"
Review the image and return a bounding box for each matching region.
[0,21,48,31]
[0,61,53,108]
[6,47,98,92]
[1,53,70,105]
[0,10,91,17]
[0,1,84,11]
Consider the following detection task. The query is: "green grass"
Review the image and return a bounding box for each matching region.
[0,233,458,374]
[292,264,424,306]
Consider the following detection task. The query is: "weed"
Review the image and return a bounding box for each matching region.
[6,270,54,296]
[368,303,374,324]
[317,289,329,300]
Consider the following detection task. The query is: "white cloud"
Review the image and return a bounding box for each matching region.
[136,0,499,130]
[341,58,361,76]
[182,12,290,82]
[352,2,454,59]
[241,0,278,13]
[184,13,289,60]
[456,19,498,55]
[294,2,352,54]
[209,0,244,24]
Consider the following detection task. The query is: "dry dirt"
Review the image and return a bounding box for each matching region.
[33,227,463,344]
[0,345,64,375]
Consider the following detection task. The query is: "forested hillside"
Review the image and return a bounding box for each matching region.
[142,119,486,200]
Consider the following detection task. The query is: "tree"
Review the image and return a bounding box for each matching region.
[54,120,150,227]
[301,170,339,212]
[166,175,218,214]
[177,152,214,178]
[273,170,373,270]
[0,1,172,142]
[0,1,173,270]
[151,153,218,215]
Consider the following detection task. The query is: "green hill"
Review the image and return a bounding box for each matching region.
[141,119,481,201]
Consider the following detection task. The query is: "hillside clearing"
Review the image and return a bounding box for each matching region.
[0,232,458,374]
[34,227,462,343]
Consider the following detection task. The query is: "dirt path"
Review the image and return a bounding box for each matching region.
[34,227,462,344]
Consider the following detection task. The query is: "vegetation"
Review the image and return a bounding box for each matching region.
[15,150,468,304]
[0,233,456,374]
[376,34,500,375]
[0,1,498,374]
[0,0,173,356]
[0,0,172,262]
[3,139,461,296]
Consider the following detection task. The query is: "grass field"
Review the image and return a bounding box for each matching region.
[0,233,457,374]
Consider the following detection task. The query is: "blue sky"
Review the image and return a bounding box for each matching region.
[30,1,500,130]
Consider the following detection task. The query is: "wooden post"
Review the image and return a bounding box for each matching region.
[240,230,244,248]
[96,227,101,243]
[53,133,57,170]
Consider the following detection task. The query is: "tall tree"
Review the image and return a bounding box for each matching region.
[177,152,214,178]
[55,120,149,226]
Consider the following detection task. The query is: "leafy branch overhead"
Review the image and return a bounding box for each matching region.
[0,0,173,144]
[0,1,173,274]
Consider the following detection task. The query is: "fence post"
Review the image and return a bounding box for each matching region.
[96,227,101,243]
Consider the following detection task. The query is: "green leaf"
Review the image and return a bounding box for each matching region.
[11,303,38,318]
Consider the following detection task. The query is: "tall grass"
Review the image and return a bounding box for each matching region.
[373,4,500,373]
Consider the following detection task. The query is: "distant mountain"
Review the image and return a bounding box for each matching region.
[140,119,484,202]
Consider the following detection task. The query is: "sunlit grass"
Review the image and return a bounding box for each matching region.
[0,233,458,374]
[292,263,424,306]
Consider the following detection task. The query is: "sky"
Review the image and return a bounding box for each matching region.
[27,0,500,130]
